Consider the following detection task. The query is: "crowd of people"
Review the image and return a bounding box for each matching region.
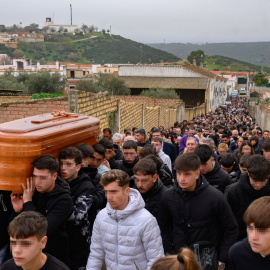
[1,97,270,270]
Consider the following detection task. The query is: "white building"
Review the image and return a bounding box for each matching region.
[44,17,78,33]
[0,59,67,77]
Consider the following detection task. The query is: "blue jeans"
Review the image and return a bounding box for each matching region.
[0,244,8,266]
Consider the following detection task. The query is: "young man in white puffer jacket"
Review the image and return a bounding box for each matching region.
[86,169,164,270]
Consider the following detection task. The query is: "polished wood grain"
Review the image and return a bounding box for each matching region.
[0,113,100,193]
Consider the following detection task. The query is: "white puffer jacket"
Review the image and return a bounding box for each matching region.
[86,188,164,270]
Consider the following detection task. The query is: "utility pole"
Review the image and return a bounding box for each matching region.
[70,4,73,25]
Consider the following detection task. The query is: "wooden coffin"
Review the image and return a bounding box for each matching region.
[0,112,100,193]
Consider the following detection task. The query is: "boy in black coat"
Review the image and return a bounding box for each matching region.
[133,158,166,220]
[229,197,270,269]
[159,153,238,269]
[10,155,73,266]
[0,191,12,266]
[225,155,270,240]
[1,211,70,270]
[194,145,233,192]
[59,147,96,270]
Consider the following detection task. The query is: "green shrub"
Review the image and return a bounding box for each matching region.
[30,92,63,99]
[140,87,179,99]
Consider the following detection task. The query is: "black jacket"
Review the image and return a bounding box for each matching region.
[139,180,166,220]
[0,191,12,249]
[114,144,123,161]
[137,139,151,147]
[1,253,70,270]
[203,161,233,192]
[163,141,177,164]
[225,173,270,240]
[158,175,238,263]
[80,166,106,235]
[67,171,96,269]
[23,177,73,265]
[229,238,270,270]
[115,156,139,177]
[108,145,124,169]
[159,163,173,187]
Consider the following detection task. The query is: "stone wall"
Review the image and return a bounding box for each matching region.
[0,96,68,123]
[184,104,206,121]
[69,90,118,135]
[248,100,270,131]
[114,95,179,107]
[119,101,143,131]
[0,91,205,135]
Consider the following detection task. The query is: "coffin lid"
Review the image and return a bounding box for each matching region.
[0,113,94,133]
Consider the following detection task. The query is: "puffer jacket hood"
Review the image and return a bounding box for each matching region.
[107,188,145,221]
[87,189,164,270]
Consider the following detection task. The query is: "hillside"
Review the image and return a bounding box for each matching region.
[206,55,270,73]
[148,42,270,67]
[1,33,179,64]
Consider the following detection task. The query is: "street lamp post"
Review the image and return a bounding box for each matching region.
[140,46,142,64]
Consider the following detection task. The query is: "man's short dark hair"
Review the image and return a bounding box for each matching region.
[135,129,146,136]
[100,169,129,187]
[174,153,200,172]
[160,130,166,137]
[103,128,112,134]
[8,211,48,240]
[219,153,235,168]
[132,127,137,132]
[246,155,270,181]
[139,144,157,158]
[99,138,114,150]
[222,134,229,139]
[239,154,251,168]
[93,144,106,158]
[262,139,270,151]
[194,145,213,164]
[123,140,137,152]
[133,159,156,176]
[125,131,132,136]
[152,137,162,144]
[59,147,82,166]
[143,154,162,174]
[152,128,161,135]
[31,154,59,175]
[76,143,94,158]
[244,196,270,228]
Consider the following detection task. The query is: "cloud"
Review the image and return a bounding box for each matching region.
[2,0,270,43]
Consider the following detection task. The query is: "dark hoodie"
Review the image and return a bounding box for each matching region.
[114,144,123,161]
[139,180,166,220]
[23,176,73,266]
[229,238,270,270]
[67,171,95,269]
[225,173,270,240]
[203,161,233,192]
[115,156,139,177]
[159,175,238,263]
[80,166,106,235]
[0,191,12,250]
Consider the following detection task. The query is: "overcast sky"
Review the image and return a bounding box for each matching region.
[2,0,270,44]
